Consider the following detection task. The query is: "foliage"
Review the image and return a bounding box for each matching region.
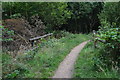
[93,2,120,73]
[0,25,14,42]
[10,13,21,19]
[2,2,104,33]
[99,2,120,26]
[74,42,120,78]
[2,33,89,78]
[2,2,71,31]
[38,3,71,30]
[2,2,120,78]
[53,30,70,39]
[63,2,103,33]
[96,22,120,69]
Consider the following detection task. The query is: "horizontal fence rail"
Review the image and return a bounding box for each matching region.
[29,33,53,47]
[29,33,53,41]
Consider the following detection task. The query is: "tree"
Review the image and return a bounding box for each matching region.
[2,2,71,31]
[63,2,103,33]
[99,2,120,27]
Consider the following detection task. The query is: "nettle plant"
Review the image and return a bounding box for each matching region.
[0,25,14,42]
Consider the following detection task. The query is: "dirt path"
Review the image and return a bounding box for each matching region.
[52,40,89,78]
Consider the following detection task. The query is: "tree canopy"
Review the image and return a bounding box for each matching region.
[2,2,103,33]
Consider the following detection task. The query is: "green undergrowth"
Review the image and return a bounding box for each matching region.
[74,41,120,78]
[2,33,89,78]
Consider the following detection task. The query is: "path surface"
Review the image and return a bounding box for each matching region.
[52,40,89,78]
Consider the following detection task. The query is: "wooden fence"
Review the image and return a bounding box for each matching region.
[29,33,53,47]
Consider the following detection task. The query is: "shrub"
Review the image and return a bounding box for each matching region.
[95,22,120,70]
[96,2,120,70]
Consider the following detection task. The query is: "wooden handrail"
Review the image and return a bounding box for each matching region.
[29,33,53,47]
[29,33,53,41]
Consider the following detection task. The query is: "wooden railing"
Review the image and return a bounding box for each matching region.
[29,33,53,47]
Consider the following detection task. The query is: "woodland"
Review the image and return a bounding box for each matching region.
[1,2,120,78]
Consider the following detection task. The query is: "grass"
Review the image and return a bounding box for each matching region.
[74,41,120,78]
[2,32,89,78]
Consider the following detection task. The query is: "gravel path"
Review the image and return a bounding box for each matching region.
[52,41,89,78]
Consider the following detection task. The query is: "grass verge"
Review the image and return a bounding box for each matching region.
[74,41,120,78]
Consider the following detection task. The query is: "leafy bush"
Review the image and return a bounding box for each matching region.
[96,22,120,70]
[96,2,120,71]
